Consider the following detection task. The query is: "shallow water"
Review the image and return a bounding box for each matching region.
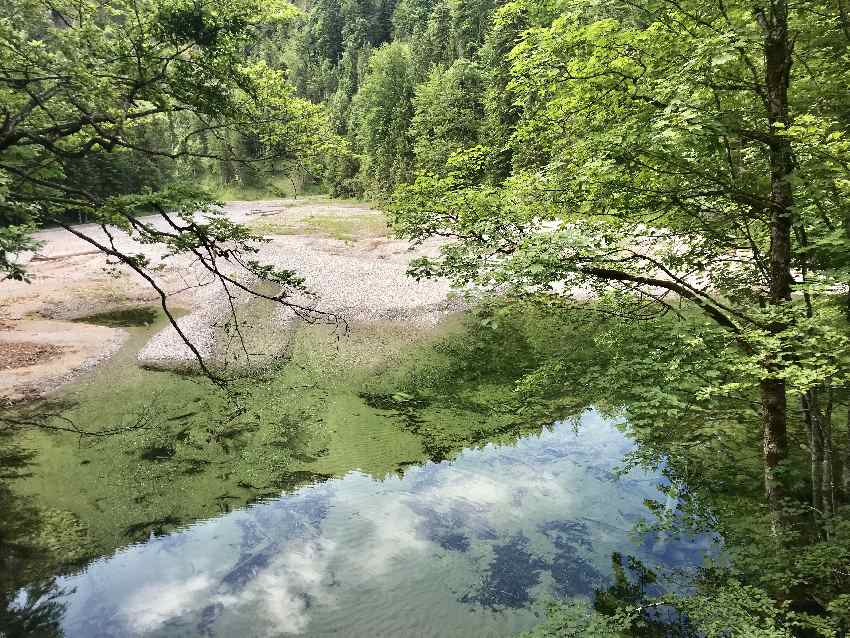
[2,311,716,637]
[12,413,711,638]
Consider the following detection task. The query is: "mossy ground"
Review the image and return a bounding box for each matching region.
[199,176,325,202]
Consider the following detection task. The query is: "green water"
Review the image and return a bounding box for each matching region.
[1,308,713,637]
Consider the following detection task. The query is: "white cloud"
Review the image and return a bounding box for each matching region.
[348,499,430,576]
[421,462,575,516]
[423,471,514,509]
[218,539,337,636]
[123,574,213,633]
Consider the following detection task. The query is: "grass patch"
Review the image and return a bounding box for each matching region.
[201,175,325,202]
[282,196,367,208]
[252,212,389,241]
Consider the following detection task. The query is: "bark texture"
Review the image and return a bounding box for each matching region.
[757,0,794,516]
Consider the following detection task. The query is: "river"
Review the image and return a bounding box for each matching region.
[1,310,716,637]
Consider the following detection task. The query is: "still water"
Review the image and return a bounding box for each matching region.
[17,412,711,637]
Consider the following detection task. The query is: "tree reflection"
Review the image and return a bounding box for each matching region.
[0,580,67,638]
[0,439,75,637]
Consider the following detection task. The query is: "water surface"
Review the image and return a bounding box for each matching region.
[3,312,715,637]
[18,413,711,637]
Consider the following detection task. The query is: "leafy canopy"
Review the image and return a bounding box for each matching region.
[0,0,334,283]
[391,0,850,398]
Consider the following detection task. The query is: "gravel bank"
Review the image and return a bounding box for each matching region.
[2,198,461,382]
[136,235,462,369]
[135,201,462,370]
[0,320,126,404]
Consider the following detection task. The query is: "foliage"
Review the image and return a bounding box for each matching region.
[521,582,795,638]
[284,0,506,195]
[410,59,486,173]
[389,0,850,540]
[0,0,340,276]
[0,0,350,374]
[449,0,498,57]
[0,224,41,281]
[440,299,850,637]
[493,298,850,637]
[350,42,416,196]
[6,0,850,634]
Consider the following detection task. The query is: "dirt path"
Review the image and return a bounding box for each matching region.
[0,198,456,401]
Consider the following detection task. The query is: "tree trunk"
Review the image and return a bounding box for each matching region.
[804,387,837,537]
[844,408,850,502]
[846,285,850,324]
[762,379,788,517]
[220,131,235,185]
[822,409,835,529]
[802,391,824,516]
[757,0,794,518]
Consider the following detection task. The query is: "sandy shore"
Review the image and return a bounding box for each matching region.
[0,199,457,399]
[0,320,125,404]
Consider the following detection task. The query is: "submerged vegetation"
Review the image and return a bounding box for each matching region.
[71,307,160,328]
[0,306,604,632]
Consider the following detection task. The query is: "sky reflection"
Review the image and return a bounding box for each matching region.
[44,411,714,638]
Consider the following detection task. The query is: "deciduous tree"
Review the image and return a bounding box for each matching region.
[391,0,850,519]
[1,0,340,376]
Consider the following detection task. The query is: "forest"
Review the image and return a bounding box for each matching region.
[2,0,850,636]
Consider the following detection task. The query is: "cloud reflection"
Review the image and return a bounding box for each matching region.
[220,539,337,636]
[51,417,708,637]
[124,575,214,633]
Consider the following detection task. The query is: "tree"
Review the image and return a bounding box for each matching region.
[411,0,455,74]
[309,0,345,63]
[410,58,485,172]
[477,0,533,181]
[391,0,850,521]
[1,0,341,377]
[392,0,436,38]
[449,0,496,57]
[351,42,416,195]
